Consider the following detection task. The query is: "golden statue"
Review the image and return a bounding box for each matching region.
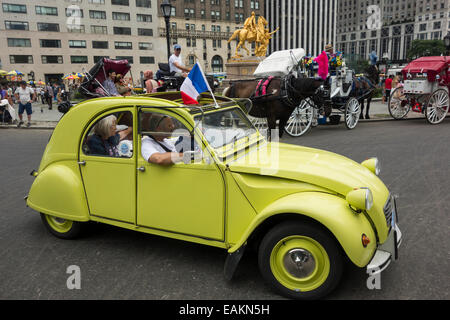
[227,13,278,58]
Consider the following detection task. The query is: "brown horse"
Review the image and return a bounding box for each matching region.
[223,76,323,138]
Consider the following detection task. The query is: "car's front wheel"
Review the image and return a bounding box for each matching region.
[258,221,343,300]
[40,213,84,239]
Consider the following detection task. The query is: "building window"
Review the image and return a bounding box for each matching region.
[37,23,60,32]
[5,21,29,31]
[40,39,62,48]
[433,21,441,30]
[89,0,106,4]
[10,55,33,64]
[68,25,85,33]
[91,25,108,34]
[112,12,130,20]
[112,0,130,5]
[71,56,89,64]
[115,41,133,50]
[137,14,152,22]
[140,56,155,64]
[139,42,153,50]
[92,41,109,49]
[212,55,223,72]
[66,7,83,17]
[137,28,153,36]
[7,38,31,47]
[2,3,27,14]
[113,27,132,35]
[36,6,58,16]
[94,56,110,63]
[136,0,151,7]
[69,40,87,48]
[90,10,106,19]
[42,56,63,64]
[116,56,134,64]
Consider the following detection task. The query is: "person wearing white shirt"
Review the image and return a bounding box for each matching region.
[168,44,191,78]
[141,114,183,165]
[14,81,35,127]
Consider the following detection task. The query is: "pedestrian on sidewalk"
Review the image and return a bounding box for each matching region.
[384,75,393,104]
[45,83,53,110]
[14,81,36,128]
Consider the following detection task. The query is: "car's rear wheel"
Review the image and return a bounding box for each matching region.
[40,213,84,239]
[258,221,343,300]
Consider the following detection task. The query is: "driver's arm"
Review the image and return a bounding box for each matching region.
[148,152,183,165]
[173,61,191,73]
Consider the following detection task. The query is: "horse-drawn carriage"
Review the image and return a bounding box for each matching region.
[224,48,377,138]
[388,56,450,124]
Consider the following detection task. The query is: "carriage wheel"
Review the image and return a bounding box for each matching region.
[284,99,314,137]
[388,87,410,119]
[248,115,269,134]
[425,89,449,125]
[344,97,361,130]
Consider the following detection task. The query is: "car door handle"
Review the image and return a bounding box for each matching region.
[78,161,86,166]
[137,166,145,172]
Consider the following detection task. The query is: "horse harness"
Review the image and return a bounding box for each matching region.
[249,73,300,108]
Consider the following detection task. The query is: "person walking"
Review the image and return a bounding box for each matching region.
[45,83,54,110]
[384,75,393,104]
[14,81,36,128]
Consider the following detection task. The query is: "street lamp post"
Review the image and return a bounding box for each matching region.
[160,0,173,62]
[444,32,450,56]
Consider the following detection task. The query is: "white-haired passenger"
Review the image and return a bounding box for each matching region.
[87,115,132,156]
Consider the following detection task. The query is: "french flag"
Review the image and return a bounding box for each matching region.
[180,62,211,105]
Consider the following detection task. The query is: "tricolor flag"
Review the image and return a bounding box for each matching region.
[180,62,215,105]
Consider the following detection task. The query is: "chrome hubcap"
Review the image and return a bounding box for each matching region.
[283,248,316,279]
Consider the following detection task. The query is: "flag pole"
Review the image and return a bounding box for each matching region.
[197,60,220,108]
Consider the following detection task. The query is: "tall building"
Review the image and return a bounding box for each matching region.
[157,0,264,74]
[1,0,165,84]
[265,0,338,56]
[336,0,450,64]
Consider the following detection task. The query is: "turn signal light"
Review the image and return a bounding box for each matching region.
[362,234,370,248]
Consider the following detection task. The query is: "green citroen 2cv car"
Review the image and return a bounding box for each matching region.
[26,93,401,299]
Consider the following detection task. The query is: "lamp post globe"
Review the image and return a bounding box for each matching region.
[160,0,173,61]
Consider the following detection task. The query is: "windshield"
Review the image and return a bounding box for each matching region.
[195,108,258,149]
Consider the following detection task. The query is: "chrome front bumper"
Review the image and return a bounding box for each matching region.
[367,197,402,275]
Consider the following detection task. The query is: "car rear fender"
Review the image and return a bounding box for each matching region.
[27,161,89,221]
[228,192,377,267]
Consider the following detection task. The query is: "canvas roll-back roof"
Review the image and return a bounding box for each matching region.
[402,56,450,81]
[253,48,306,77]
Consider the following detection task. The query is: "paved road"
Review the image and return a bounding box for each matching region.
[0,119,449,300]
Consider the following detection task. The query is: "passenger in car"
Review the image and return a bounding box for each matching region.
[88,115,133,157]
[141,114,183,165]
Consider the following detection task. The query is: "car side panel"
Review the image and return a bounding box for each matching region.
[27,161,90,221]
[228,192,377,268]
[225,172,257,245]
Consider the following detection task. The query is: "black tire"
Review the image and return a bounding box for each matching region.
[40,213,84,240]
[258,221,343,300]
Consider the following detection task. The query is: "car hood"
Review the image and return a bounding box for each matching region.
[227,142,389,200]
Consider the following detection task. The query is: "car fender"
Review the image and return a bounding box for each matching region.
[228,192,377,267]
[27,161,90,221]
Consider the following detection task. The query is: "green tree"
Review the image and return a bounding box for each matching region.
[406,40,446,61]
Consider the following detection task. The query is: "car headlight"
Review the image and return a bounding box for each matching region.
[346,187,373,212]
[361,157,380,176]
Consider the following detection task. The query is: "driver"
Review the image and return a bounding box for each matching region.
[169,44,191,78]
[141,114,183,165]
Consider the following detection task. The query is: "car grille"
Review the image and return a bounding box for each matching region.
[383,195,394,227]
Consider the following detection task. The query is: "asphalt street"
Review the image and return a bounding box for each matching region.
[0,119,449,300]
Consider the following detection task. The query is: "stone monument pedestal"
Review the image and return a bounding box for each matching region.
[225,56,265,80]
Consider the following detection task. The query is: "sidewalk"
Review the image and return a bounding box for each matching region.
[0,98,428,130]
